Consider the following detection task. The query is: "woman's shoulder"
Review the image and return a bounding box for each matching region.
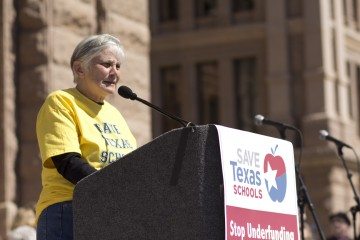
[42,88,78,109]
[47,88,76,99]
[46,88,81,102]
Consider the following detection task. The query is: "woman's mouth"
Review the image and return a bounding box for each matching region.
[103,80,116,86]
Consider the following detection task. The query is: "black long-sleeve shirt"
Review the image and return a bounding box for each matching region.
[52,152,97,184]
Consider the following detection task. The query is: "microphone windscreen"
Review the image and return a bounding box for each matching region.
[254,114,264,126]
[118,85,137,100]
[319,130,329,140]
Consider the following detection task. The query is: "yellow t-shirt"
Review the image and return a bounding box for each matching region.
[35,88,137,221]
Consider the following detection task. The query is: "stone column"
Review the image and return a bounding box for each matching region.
[183,58,199,124]
[300,0,330,233]
[179,0,194,31]
[265,0,291,122]
[16,0,52,205]
[217,0,231,25]
[0,0,17,238]
[219,57,236,126]
[334,0,350,122]
[302,0,327,146]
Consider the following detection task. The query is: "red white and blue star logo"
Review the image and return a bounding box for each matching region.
[263,145,287,202]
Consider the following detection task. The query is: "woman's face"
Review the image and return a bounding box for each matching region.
[330,219,349,237]
[78,46,121,102]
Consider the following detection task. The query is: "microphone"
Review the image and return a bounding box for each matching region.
[254,114,299,140]
[319,130,351,148]
[118,85,137,100]
[254,114,297,131]
[118,85,194,128]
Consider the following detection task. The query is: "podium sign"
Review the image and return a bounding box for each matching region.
[216,125,299,240]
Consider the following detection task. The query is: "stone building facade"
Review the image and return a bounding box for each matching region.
[150,0,360,238]
[2,0,360,239]
[0,0,150,238]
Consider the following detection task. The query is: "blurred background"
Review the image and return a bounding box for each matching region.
[1,0,360,239]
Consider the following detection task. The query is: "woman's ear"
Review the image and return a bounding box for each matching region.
[72,61,85,79]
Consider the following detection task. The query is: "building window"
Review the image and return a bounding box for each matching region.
[332,29,338,73]
[348,84,354,119]
[194,0,218,27]
[353,0,358,23]
[347,61,351,77]
[346,62,354,119]
[286,0,303,18]
[330,0,335,19]
[356,65,360,134]
[335,82,341,114]
[160,66,183,132]
[234,57,257,131]
[343,0,348,25]
[197,62,219,124]
[195,0,217,17]
[159,0,178,22]
[157,0,179,32]
[231,0,264,23]
[233,0,255,12]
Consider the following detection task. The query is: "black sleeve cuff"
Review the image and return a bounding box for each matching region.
[52,152,97,184]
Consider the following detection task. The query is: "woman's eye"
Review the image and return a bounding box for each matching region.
[101,63,111,68]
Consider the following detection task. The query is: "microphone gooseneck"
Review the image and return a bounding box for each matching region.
[254,114,297,131]
[118,85,194,128]
[318,130,352,149]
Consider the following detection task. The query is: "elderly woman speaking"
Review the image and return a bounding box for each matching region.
[35,34,137,240]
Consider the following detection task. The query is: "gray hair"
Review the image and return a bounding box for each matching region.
[70,34,125,72]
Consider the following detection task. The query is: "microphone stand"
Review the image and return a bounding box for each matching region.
[275,126,326,240]
[118,85,195,129]
[335,145,360,240]
[136,97,187,127]
[295,165,325,240]
[135,96,195,129]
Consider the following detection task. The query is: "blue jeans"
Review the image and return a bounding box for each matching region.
[36,201,73,240]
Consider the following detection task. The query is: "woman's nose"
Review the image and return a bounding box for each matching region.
[109,65,118,74]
